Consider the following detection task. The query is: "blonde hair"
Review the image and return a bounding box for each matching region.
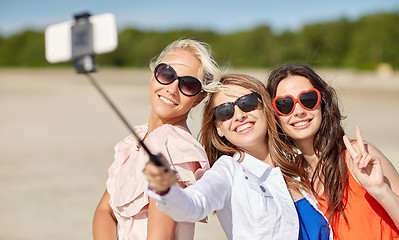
[149,39,222,92]
[199,73,311,192]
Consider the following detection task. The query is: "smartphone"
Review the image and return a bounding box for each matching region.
[45,13,118,63]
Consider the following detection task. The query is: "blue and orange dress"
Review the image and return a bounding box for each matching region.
[296,190,331,240]
[317,150,399,239]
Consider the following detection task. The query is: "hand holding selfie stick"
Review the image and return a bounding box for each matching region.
[68,13,168,168]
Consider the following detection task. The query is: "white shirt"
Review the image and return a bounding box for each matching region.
[147,152,299,240]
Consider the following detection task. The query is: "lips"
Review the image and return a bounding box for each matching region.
[235,122,254,133]
[159,95,177,106]
[291,119,312,128]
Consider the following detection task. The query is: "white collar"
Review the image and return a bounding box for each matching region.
[233,152,274,180]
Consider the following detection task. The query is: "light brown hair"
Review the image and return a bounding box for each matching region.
[199,73,310,192]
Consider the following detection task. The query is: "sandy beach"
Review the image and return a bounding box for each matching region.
[1,68,398,239]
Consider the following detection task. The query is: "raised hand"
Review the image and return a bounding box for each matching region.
[143,155,177,195]
[343,125,385,195]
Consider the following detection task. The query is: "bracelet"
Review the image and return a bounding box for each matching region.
[149,186,170,196]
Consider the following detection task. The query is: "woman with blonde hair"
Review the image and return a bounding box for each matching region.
[93,39,221,240]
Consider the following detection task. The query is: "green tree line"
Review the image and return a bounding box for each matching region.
[1,12,399,69]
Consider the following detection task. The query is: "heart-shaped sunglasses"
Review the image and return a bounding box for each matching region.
[272,88,321,116]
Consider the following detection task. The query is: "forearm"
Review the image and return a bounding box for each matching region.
[368,145,399,228]
[148,184,212,222]
[93,190,118,240]
[146,157,233,223]
[148,171,230,222]
[369,184,399,229]
[147,198,177,240]
[92,208,118,240]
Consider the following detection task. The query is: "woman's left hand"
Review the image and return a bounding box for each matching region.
[343,125,385,195]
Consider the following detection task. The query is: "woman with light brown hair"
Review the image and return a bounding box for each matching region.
[144,73,332,240]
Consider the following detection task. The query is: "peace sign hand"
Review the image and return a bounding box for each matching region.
[343,125,385,196]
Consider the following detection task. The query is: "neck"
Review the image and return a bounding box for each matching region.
[241,144,270,165]
[295,138,319,173]
[302,152,319,174]
[295,138,325,194]
[148,111,189,134]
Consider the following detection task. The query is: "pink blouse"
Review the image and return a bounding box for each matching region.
[106,124,209,240]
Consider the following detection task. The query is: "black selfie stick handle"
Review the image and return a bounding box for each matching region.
[85,73,165,167]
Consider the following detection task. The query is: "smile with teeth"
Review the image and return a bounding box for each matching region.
[159,95,176,105]
[236,123,253,132]
[292,120,310,127]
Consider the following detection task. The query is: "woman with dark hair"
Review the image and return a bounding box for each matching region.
[267,64,399,239]
[144,73,331,240]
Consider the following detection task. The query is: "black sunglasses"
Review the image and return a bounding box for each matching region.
[212,92,260,122]
[154,63,203,97]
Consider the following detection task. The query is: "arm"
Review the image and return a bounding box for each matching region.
[343,125,399,228]
[144,157,233,222]
[93,190,118,240]
[367,144,399,229]
[147,181,186,240]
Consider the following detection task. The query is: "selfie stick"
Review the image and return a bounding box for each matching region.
[71,13,166,168]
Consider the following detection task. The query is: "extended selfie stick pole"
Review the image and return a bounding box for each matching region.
[71,13,165,168]
[85,73,165,167]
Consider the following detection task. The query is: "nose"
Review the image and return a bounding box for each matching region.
[233,105,247,121]
[292,102,306,116]
[165,79,179,96]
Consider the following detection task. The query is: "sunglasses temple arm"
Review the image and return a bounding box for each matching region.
[85,73,167,168]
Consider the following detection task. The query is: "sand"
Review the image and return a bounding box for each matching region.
[1,68,398,239]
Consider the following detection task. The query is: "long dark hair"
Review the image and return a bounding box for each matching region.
[199,73,311,192]
[267,64,348,225]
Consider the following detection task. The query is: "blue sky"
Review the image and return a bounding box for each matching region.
[1,0,398,36]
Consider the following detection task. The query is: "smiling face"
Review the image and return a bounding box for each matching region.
[149,49,205,127]
[275,75,322,145]
[213,85,267,154]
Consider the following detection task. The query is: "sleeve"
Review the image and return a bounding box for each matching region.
[108,136,136,183]
[106,134,149,217]
[145,125,210,186]
[106,134,137,195]
[106,124,146,185]
[146,156,235,222]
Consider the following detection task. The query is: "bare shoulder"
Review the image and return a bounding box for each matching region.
[365,143,397,171]
[365,142,399,190]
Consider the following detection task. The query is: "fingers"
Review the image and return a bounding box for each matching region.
[359,153,372,169]
[352,152,362,170]
[144,161,164,176]
[156,153,171,172]
[355,125,367,154]
[143,162,177,193]
[344,125,370,162]
[343,135,358,159]
[352,148,378,170]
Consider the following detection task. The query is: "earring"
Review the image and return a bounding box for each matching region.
[217,130,224,137]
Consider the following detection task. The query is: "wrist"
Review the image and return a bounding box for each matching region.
[367,183,391,200]
[157,188,170,196]
[149,186,170,196]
